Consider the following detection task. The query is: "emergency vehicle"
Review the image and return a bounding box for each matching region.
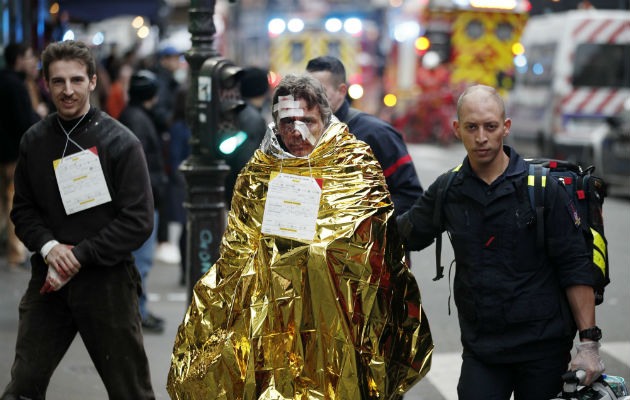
[265,18,373,108]
[268,31,360,81]
[506,9,630,161]
[386,0,529,143]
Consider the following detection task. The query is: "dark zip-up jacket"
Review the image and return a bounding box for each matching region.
[336,100,422,215]
[11,108,154,268]
[397,146,596,362]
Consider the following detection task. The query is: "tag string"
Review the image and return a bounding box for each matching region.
[278,153,314,179]
[307,156,314,179]
[57,110,89,164]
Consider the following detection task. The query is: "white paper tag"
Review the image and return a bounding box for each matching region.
[261,173,321,241]
[53,147,112,215]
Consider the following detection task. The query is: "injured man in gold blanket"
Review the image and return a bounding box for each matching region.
[167,73,433,400]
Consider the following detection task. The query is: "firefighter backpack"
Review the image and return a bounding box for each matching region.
[526,158,609,305]
[433,159,610,305]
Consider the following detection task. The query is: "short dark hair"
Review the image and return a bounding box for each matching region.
[456,85,506,122]
[128,70,159,104]
[3,42,30,69]
[41,40,96,82]
[240,66,269,98]
[272,73,332,127]
[305,56,346,87]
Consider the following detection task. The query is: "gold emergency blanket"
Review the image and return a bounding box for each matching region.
[167,121,433,399]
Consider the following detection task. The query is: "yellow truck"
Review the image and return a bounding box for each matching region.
[387,0,529,143]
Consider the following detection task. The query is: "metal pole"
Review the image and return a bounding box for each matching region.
[182,0,230,302]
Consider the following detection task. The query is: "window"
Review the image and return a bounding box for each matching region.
[327,41,341,60]
[465,20,484,39]
[572,43,630,88]
[495,22,514,41]
[516,43,557,86]
[290,41,304,64]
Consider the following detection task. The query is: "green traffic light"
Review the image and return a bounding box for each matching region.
[219,131,248,155]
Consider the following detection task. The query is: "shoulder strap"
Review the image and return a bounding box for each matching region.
[433,164,461,281]
[527,163,548,250]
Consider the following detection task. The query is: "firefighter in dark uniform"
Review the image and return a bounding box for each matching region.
[396,85,604,400]
[306,56,422,215]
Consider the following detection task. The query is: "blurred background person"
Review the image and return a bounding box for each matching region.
[239,65,272,123]
[0,42,39,270]
[119,70,167,333]
[105,47,137,120]
[306,56,423,216]
[152,45,182,264]
[167,86,191,286]
[24,48,50,119]
[222,66,269,206]
[104,59,133,119]
[152,46,180,133]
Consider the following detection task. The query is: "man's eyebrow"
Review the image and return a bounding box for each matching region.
[51,75,86,79]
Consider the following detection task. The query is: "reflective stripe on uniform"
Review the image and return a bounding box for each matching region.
[591,228,607,276]
[528,175,547,187]
[383,154,412,178]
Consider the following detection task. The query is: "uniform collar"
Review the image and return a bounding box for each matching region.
[334,99,351,122]
[503,145,528,178]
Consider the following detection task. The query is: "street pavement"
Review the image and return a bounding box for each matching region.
[0,255,185,399]
[0,143,628,399]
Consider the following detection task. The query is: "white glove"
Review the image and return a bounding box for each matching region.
[570,341,605,386]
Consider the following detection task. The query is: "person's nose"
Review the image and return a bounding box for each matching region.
[475,128,488,144]
[62,80,73,96]
[288,124,303,138]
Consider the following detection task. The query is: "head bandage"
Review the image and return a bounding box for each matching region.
[273,95,318,145]
[274,95,304,119]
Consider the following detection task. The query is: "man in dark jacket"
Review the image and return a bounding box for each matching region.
[119,70,167,333]
[0,42,39,269]
[306,56,423,215]
[2,40,155,399]
[397,85,604,399]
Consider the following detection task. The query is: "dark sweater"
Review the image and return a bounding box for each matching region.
[11,108,154,268]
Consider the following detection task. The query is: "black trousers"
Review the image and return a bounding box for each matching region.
[457,349,570,400]
[1,258,155,400]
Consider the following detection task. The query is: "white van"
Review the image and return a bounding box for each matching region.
[506,9,630,164]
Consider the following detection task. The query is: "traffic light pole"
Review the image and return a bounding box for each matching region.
[182,0,230,301]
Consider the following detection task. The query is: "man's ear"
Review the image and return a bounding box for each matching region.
[339,82,348,96]
[503,118,511,138]
[88,74,97,92]
[453,120,462,139]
